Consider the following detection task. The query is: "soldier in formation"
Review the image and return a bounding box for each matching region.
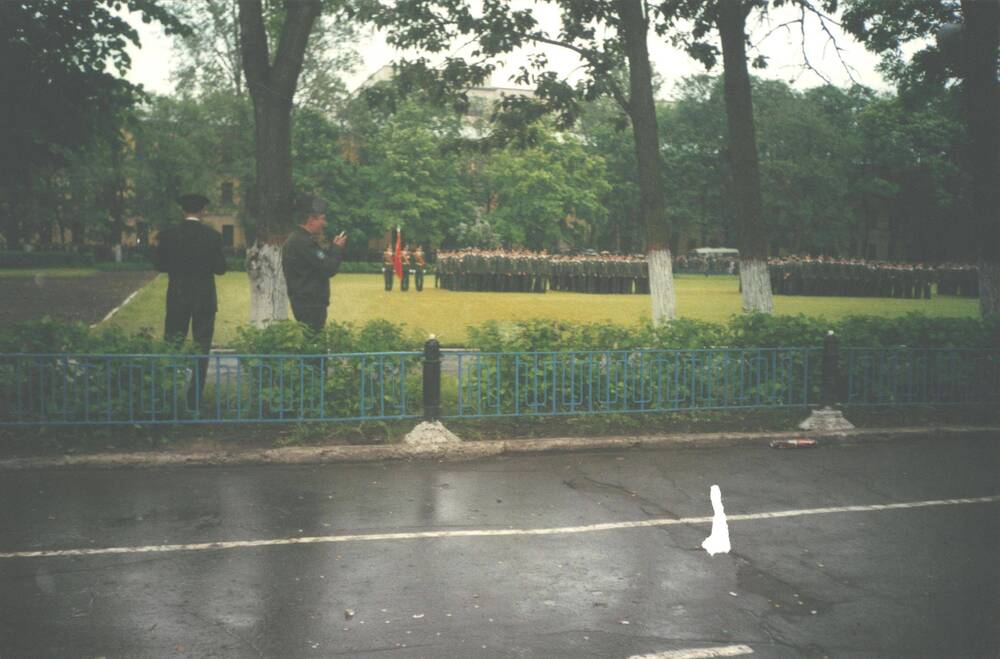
[399,246,411,291]
[382,246,394,291]
[411,246,426,292]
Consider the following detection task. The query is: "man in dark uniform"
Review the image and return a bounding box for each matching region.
[153,193,227,410]
[281,195,347,332]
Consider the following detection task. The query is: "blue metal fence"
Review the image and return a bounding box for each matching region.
[448,348,820,418]
[0,352,422,426]
[1,346,996,427]
[844,348,1000,406]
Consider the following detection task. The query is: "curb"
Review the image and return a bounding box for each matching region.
[1,426,997,471]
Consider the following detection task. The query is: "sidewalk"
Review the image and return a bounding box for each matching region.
[2,425,996,471]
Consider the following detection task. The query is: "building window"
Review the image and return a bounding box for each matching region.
[222,224,234,247]
[221,181,234,206]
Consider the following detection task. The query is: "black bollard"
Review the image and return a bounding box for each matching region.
[820,330,841,408]
[423,335,441,421]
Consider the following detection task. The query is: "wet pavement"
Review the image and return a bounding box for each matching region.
[1,435,998,658]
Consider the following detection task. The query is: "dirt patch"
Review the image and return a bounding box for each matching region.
[0,270,156,326]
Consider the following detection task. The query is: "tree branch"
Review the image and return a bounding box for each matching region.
[237,0,269,87]
[271,0,322,96]
[525,33,631,114]
[796,0,860,85]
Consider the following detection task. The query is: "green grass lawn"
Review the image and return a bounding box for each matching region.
[105,272,980,347]
[0,268,99,278]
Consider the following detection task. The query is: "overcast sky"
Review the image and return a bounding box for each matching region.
[123,4,894,100]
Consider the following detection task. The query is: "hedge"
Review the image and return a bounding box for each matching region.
[2,313,996,354]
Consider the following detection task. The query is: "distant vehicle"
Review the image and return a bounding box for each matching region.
[688,247,739,258]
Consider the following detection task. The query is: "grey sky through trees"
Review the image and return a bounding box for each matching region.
[122,2,898,99]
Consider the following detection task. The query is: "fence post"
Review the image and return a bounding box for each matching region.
[799,330,854,431]
[423,335,441,421]
[820,330,841,407]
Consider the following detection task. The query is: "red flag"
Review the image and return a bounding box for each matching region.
[392,226,403,280]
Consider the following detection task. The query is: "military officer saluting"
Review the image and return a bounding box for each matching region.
[153,193,227,410]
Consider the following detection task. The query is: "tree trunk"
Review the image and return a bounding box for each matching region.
[617,0,675,323]
[238,0,320,325]
[961,0,1000,317]
[718,0,773,314]
[251,94,294,239]
[247,243,288,326]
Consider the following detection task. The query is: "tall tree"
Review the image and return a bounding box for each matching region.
[841,0,1000,317]
[662,0,778,313]
[356,0,680,323]
[238,0,322,325]
[715,0,772,312]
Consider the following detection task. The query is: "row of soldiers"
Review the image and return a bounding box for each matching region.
[381,246,426,291]
[936,263,980,297]
[768,257,938,298]
[436,249,551,292]
[426,249,981,299]
[435,250,653,294]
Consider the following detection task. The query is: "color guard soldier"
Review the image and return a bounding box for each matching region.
[382,246,394,291]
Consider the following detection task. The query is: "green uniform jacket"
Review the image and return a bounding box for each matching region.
[281,226,344,307]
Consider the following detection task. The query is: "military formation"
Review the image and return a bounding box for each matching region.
[769,257,940,298]
[935,263,979,297]
[382,245,426,292]
[435,249,652,294]
[429,249,981,299]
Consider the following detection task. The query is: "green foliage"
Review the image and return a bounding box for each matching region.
[0,0,185,247]
[232,319,421,354]
[464,313,998,352]
[0,318,189,354]
[482,126,610,250]
[363,100,477,247]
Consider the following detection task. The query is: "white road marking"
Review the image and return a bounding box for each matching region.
[701,484,731,556]
[1,494,997,560]
[629,644,754,659]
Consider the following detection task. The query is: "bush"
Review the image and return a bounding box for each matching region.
[464,313,999,352]
[2,315,994,423]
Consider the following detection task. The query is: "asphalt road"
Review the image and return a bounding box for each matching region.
[1,435,998,658]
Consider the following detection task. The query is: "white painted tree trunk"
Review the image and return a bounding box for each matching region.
[246,242,288,327]
[647,248,676,325]
[739,257,774,314]
[979,258,1000,318]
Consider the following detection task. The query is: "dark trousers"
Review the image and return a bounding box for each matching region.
[401,269,410,291]
[383,267,393,291]
[164,303,215,409]
[290,301,327,333]
[415,267,424,291]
